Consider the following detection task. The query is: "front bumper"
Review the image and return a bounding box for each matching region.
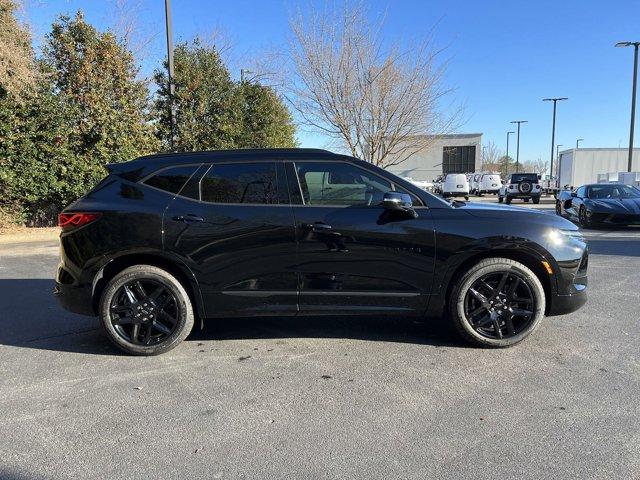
[588,211,640,225]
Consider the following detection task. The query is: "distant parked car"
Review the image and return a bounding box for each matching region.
[556,183,640,227]
[442,173,470,200]
[498,173,542,204]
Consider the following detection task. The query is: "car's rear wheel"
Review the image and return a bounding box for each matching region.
[498,195,503,203]
[505,196,512,204]
[99,265,194,355]
[449,258,545,347]
[533,196,540,204]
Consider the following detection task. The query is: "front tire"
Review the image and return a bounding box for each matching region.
[449,258,545,347]
[579,206,592,227]
[505,196,512,204]
[99,265,195,355]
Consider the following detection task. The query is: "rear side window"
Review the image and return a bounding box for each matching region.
[144,165,199,195]
[201,163,279,204]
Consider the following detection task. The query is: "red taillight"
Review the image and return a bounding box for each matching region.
[58,212,101,230]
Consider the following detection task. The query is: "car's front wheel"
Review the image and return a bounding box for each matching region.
[579,206,592,227]
[99,265,195,355]
[449,258,545,347]
[555,201,562,215]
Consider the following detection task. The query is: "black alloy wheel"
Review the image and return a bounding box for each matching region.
[100,265,194,355]
[463,271,536,340]
[450,258,545,347]
[110,279,179,346]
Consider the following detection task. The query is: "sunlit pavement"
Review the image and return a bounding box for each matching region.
[0,227,638,479]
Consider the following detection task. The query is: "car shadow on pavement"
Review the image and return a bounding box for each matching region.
[0,279,464,355]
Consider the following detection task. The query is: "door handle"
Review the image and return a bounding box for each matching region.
[173,214,205,223]
[306,222,332,233]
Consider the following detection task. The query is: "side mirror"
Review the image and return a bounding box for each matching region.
[382,191,412,210]
[381,191,417,218]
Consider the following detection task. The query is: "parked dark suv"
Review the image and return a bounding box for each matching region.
[55,149,588,355]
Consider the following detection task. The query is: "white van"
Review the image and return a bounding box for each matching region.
[477,173,503,195]
[442,173,470,200]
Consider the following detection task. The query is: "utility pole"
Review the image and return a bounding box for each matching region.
[543,97,568,181]
[505,131,514,176]
[616,41,639,172]
[510,121,528,173]
[164,0,175,150]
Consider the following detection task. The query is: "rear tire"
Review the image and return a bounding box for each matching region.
[505,196,512,204]
[533,196,540,204]
[498,195,504,203]
[524,198,530,203]
[99,265,195,356]
[448,258,545,347]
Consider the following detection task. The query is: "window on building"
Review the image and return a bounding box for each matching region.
[442,146,476,174]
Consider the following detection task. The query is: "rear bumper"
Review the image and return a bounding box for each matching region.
[54,264,95,317]
[506,193,541,199]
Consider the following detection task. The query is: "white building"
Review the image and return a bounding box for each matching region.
[384,133,482,182]
[558,148,640,187]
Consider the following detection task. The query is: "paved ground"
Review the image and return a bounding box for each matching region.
[1,207,639,480]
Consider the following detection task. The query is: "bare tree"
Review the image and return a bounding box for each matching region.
[286,2,460,168]
[480,141,502,171]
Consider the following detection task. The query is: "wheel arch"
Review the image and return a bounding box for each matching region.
[91,251,205,321]
[429,246,555,319]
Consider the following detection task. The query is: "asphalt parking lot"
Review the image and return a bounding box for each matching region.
[1,203,639,480]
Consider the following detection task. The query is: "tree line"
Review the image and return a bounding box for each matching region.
[0,4,296,226]
[1,2,457,227]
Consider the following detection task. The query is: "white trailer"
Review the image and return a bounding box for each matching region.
[557,148,640,188]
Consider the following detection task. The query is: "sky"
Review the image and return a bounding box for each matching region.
[21,0,640,165]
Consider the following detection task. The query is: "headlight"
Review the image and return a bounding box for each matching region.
[547,228,584,246]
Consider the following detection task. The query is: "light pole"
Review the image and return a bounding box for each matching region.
[164,0,175,150]
[543,97,568,182]
[505,131,515,176]
[510,121,528,172]
[576,138,584,149]
[616,41,639,172]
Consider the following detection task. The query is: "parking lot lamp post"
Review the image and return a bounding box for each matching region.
[616,42,640,172]
[505,131,514,176]
[510,121,528,172]
[164,0,175,150]
[543,97,568,183]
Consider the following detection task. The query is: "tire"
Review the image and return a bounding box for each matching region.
[532,196,540,205]
[523,198,530,203]
[465,196,469,201]
[505,196,512,205]
[555,201,562,215]
[519,181,533,194]
[498,196,503,203]
[448,258,545,348]
[99,265,195,355]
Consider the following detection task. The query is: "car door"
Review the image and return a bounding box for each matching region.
[287,160,436,314]
[163,160,298,317]
[567,186,586,219]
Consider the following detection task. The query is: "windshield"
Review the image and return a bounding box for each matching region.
[510,173,538,183]
[587,184,640,199]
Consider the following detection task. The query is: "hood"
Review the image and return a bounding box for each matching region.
[587,197,640,214]
[456,201,577,230]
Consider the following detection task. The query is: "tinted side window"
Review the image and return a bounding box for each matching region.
[144,165,199,194]
[577,186,586,198]
[201,163,279,204]
[295,162,392,206]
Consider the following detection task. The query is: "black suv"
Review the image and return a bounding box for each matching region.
[498,173,542,204]
[55,149,588,355]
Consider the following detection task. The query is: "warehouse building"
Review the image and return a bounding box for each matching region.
[385,133,482,182]
[558,148,640,187]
